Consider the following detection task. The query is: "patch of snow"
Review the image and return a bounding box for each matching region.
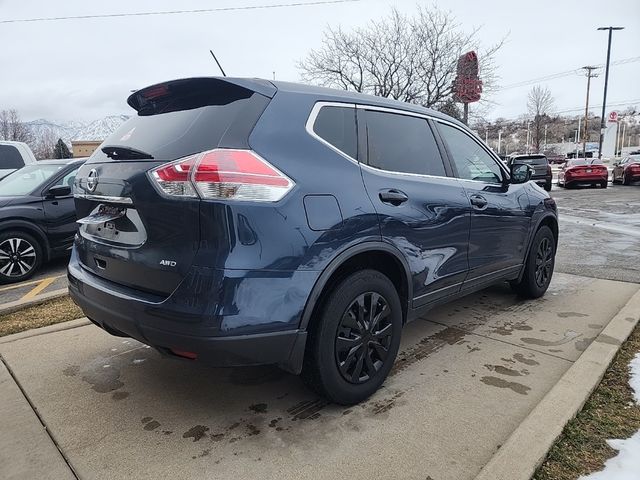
[579,353,640,480]
[630,353,640,404]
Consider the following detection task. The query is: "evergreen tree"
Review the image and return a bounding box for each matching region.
[53,138,71,159]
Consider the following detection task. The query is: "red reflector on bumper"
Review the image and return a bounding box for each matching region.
[170,349,198,360]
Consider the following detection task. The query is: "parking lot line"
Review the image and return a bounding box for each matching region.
[20,276,60,301]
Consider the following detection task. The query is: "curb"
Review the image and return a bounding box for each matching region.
[474,287,640,480]
[0,288,69,316]
[0,318,90,345]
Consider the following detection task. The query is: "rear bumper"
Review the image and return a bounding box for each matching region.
[67,248,312,373]
[565,174,608,184]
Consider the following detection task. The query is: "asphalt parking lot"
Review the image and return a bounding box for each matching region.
[1,184,639,480]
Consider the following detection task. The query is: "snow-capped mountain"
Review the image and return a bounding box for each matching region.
[25,115,129,145]
[74,115,129,141]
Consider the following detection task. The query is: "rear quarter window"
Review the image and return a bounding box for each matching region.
[312,106,357,159]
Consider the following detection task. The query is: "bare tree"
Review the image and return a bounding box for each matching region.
[0,109,33,144]
[298,6,504,110]
[527,86,554,152]
[30,129,58,159]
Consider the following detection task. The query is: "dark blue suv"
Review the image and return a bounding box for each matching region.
[69,77,558,405]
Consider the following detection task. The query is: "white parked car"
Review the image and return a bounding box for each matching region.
[0,141,37,180]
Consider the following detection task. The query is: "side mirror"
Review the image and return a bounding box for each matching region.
[46,185,72,198]
[510,164,532,184]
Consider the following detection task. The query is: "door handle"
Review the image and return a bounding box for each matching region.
[379,189,408,206]
[470,194,488,210]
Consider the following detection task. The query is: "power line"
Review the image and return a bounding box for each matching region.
[498,56,640,91]
[0,0,361,24]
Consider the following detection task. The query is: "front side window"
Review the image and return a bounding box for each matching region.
[313,106,357,159]
[438,123,503,183]
[365,110,446,176]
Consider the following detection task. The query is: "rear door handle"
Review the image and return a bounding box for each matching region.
[379,189,408,206]
[470,194,488,210]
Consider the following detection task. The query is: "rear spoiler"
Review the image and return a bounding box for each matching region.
[127,77,277,113]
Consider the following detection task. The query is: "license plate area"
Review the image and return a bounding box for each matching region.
[78,205,147,248]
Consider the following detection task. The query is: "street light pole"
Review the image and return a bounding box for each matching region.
[597,26,624,159]
[581,66,598,158]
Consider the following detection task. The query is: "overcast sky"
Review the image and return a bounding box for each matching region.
[1,0,638,123]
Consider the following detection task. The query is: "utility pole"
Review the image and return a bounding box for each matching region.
[581,66,598,158]
[498,130,502,154]
[526,121,531,154]
[544,124,548,152]
[597,26,624,159]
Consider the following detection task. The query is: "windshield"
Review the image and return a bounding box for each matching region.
[0,163,65,196]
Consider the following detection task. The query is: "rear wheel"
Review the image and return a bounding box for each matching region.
[511,226,555,299]
[302,269,402,405]
[544,180,552,192]
[0,231,43,284]
[601,180,608,189]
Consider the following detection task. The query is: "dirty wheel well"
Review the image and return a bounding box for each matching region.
[538,217,558,247]
[309,250,409,329]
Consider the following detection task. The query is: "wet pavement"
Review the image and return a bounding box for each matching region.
[551,185,640,283]
[0,273,637,480]
[1,185,639,480]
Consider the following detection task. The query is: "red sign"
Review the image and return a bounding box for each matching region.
[608,111,618,123]
[453,51,482,103]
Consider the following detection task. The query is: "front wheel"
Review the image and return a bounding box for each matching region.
[623,172,631,185]
[302,269,402,405]
[511,226,556,299]
[0,231,43,284]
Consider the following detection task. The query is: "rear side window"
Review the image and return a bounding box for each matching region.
[313,106,357,159]
[0,145,25,169]
[91,80,270,162]
[365,110,446,176]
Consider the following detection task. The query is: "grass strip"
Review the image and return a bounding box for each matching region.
[533,324,640,479]
[0,295,83,337]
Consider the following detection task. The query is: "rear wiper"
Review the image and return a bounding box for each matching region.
[102,145,154,160]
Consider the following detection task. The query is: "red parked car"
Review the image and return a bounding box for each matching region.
[612,155,640,185]
[557,159,608,189]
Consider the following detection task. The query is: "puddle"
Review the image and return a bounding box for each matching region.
[557,312,588,318]
[485,364,523,377]
[512,353,539,366]
[480,376,531,395]
[521,330,581,347]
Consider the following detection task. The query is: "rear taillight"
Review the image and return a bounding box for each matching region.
[149,149,294,202]
[150,155,198,197]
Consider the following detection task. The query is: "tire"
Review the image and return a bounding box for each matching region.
[0,230,43,284]
[544,181,552,192]
[301,269,402,405]
[601,181,608,189]
[623,172,631,185]
[510,226,555,299]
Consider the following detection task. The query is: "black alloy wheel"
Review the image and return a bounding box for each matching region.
[534,236,553,288]
[335,292,393,384]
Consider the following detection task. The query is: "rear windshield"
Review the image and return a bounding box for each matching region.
[0,145,25,169]
[568,159,603,166]
[89,81,269,162]
[511,156,547,165]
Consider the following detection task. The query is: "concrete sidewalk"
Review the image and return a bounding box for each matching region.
[0,272,638,480]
